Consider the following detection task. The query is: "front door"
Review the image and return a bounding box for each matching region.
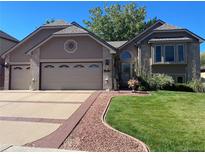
[120,63,132,89]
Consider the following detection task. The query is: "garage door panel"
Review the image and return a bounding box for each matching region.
[10,65,31,90]
[41,62,102,90]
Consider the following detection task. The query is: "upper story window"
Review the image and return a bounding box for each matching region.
[155,46,162,63]
[177,45,184,62]
[165,45,175,62]
[120,51,132,61]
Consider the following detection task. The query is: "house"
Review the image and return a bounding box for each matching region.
[0,30,19,89]
[0,20,204,90]
[201,66,205,82]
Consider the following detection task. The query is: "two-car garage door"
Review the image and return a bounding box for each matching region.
[40,62,102,90]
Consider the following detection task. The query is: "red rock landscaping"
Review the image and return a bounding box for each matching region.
[61,91,149,152]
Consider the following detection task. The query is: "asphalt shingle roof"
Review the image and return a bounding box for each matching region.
[54,25,88,35]
[107,41,127,48]
[149,37,192,43]
[0,30,19,42]
[155,23,182,31]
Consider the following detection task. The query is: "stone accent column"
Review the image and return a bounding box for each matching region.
[103,47,113,90]
[4,55,10,90]
[186,42,200,81]
[30,48,40,90]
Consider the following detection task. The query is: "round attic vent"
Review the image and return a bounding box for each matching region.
[64,40,78,53]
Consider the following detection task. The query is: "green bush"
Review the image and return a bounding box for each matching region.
[148,74,175,90]
[137,76,150,91]
[164,84,194,92]
[188,80,205,92]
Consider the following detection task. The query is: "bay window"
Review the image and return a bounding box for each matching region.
[165,45,175,62]
[177,45,184,62]
[155,46,162,63]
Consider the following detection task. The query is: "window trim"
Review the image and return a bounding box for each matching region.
[153,44,186,64]
[120,51,133,62]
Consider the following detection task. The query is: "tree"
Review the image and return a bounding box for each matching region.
[201,52,205,66]
[44,19,55,25]
[83,2,157,41]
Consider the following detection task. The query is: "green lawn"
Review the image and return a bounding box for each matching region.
[105,91,205,151]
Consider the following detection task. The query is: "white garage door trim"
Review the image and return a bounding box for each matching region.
[40,62,103,90]
[10,64,31,90]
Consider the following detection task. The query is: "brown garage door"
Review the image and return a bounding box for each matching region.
[10,65,31,90]
[41,62,103,90]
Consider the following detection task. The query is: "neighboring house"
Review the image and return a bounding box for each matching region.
[0,30,19,89]
[201,66,205,82]
[0,20,204,90]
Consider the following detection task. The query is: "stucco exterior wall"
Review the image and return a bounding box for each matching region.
[9,28,64,62]
[30,48,40,90]
[0,38,17,55]
[0,38,18,89]
[40,36,103,59]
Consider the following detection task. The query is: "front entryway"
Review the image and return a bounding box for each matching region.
[120,63,133,89]
[40,62,103,90]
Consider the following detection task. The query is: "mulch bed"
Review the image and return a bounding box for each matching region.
[61,91,149,152]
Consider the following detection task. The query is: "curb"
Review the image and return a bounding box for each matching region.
[101,93,150,152]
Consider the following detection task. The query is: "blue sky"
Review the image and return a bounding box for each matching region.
[0,1,205,52]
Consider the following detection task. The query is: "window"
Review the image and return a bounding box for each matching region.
[89,64,99,68]
[178,45,184,62]
[44,65,54,68]
[59,65,69,68]
[176,76,184,83]
[74,64,84,68]
[165,46,175,62]
[14,67,22,70]
[64,40,78,53]
[120,51,132,61]
[155,46,162,62]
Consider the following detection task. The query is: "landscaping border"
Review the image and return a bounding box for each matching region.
[101,93,150,152]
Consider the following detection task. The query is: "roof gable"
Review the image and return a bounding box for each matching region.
[154,23,182,31]
[54,25,88,35]
[26,22,116,54]
[118,20,165,49]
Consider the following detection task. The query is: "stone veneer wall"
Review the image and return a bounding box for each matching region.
[102,47,113,90]
[186,42,200,81]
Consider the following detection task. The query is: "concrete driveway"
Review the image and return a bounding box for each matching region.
[0,90,94,146]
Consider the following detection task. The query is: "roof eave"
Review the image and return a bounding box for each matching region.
[118,20,165,50]
[1,25,70,58]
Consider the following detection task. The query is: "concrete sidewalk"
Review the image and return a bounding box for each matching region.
[0,145,75,152]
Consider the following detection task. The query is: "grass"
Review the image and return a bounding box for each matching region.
[105,91,205,151]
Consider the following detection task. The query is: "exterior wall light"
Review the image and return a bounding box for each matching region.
[104,59,110,72]
[2,62,9,68]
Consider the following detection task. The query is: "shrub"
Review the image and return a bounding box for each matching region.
[164,84,194,92]
[137,76,150,91]
[148,74,175,90]
[188,80,205,92]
